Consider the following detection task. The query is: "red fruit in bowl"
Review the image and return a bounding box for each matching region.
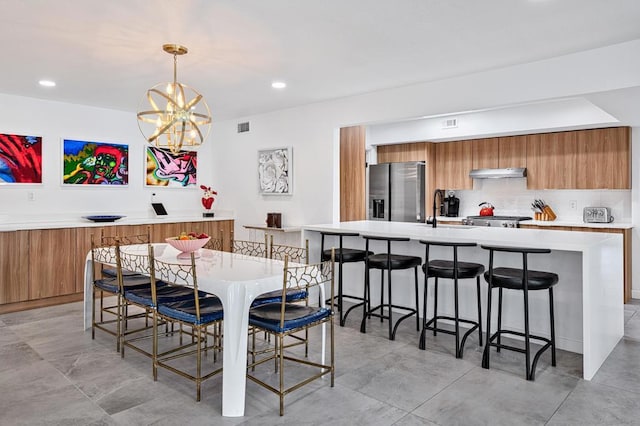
[198,233,209,239]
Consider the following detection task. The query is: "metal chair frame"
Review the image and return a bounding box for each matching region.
[246,252,335,416]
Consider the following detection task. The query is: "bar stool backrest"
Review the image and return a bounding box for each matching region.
[420,240,478,279]
[320,231,360,262]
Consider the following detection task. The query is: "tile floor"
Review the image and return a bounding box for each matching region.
[1,299,640,425]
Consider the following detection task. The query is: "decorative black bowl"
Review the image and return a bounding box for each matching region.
[82,215,125,223]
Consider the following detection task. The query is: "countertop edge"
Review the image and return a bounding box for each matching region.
[0,215,235,232]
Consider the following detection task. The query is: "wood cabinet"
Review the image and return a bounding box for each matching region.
[0,219,234,313]
[377,142,427,163]
[472,138,499,170]
[498,136,527,168]
[526,131,577,189]
[526,127,629,190]
[575,127,630,189]
[340,126,366,222]
[434,141,473,190]
[0,231,29,304]
[28,228,76,300]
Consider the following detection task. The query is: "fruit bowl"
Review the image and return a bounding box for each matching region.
[165,236,211,259]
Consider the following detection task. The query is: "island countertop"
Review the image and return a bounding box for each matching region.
[301,220,620,251]
[301,220,624,381]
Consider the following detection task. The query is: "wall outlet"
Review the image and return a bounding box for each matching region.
[569,200,577,211]
[28,192,35,201]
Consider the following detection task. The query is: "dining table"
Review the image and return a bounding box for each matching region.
[83,243,288,417]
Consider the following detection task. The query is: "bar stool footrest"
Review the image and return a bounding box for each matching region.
[420,315,480,356]
[361,304,418,340]
[484,329,554,380]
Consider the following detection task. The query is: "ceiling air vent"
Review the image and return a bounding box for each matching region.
[442,118,458,129]
[237,122,250,133]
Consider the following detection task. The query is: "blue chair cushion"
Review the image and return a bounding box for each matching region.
[124,284,201,308]
[102,267,141,278]
[249,302,331,333]
[158,296,224,325]
[251,289,308,307]
[93,276,156,294]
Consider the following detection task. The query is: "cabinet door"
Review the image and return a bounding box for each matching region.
[498,136,526,168]
[471,138,499,170]
[435,141,473,190]
[0,231,29,304]
[377,142,426,163]
[29,228,76,299]
[526,132,577,189]
[575,127,630,189]
[150,223,184,241]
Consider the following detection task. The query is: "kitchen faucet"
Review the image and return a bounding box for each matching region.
[426,189,445,228]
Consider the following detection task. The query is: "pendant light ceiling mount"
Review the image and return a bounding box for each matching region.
[137,43,212,154]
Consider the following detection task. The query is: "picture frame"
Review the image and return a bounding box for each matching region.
[258,146,292,195]
[0,133,43,185]
[145,146,198,188]
[62,138,129,186]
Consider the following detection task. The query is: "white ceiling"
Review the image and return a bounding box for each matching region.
[2,0,640,121]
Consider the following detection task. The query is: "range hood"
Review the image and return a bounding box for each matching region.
[469,167,527,179]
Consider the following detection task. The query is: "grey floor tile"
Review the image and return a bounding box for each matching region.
[338,343,474,412]
[591,337,640,394]
[411,367,578,426]
[393,413,439,425]
[0,383,110,426]
[547,380,640,425]
[622,313,640,342]
[0,341,43,373]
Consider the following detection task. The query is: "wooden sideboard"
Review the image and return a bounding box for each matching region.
[0,219,234,314]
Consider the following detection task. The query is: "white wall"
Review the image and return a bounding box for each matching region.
[0,94,214,219]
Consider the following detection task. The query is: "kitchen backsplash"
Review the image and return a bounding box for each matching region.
[449,178,631,222]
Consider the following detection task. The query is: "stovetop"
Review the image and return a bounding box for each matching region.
[462,215,532,228]
[465,216,532,221]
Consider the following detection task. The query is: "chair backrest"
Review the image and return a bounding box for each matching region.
[277,250,335,328]
[232,234,268,257]
[480,244,551,281]
[115,241,153,293]
[203,229,225,251]
[90,227,151,278]
[419,240,478,263]
[150,247,203,318]
[270,235,309,264]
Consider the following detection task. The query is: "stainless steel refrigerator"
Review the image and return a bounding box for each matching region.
[369,162,425,222]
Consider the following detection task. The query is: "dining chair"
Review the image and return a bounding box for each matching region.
[249,237,310,366]
[90,229,154,351]
[151,247,224,402]
[247,250,335,416]
[117,242,204,360]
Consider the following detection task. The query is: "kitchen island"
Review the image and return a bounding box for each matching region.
[302,220,623,380]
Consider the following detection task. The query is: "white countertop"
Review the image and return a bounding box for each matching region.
[0,214,234,232]
[302,220,619,252]
[435,216,632,229]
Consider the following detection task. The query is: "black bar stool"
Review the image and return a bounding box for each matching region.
[419,240,485,358]
[320,231,373,326]
[481,245,558,380]
[360,235,421,340]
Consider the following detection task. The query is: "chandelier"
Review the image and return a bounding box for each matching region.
[137,44,212,154]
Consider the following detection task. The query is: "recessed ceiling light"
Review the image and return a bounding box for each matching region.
[39,80,56,87]
[271,81,286,89]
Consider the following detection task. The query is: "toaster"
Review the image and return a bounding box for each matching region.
[583,207,614,223]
